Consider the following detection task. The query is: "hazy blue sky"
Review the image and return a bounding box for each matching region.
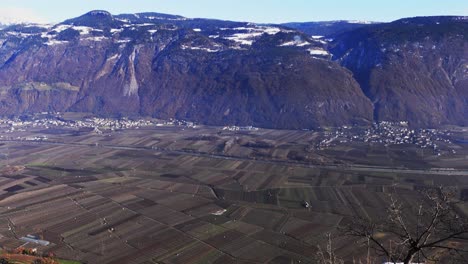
[1,0,467,24]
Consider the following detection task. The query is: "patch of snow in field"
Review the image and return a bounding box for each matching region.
[6,31,34,38]
[312,35,324,39]
[52,25,100,36]
[115,39,132,43]
[224,31,264,45]
[220,27,248,31]
[260,26,281,35]
[110,28,124,34]
[193,28,201,32]
[83,36,107,42]
[116,39,131,43]
[222,25,283,45]
[222,26,281,35]
[52,24,71,33]
[181,44,220,52]
[211,209,227,216]
[45,39,68,46]
[116,18,130,23]
[280,40,311,47]
[135,23,154,27]
[308,48,330,56]
[72,26,94,35]
[40,31,51,39]
[148,29,158,34]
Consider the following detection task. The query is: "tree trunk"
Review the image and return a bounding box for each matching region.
[403,249,417,264]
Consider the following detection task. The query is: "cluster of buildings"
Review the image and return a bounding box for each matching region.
[0,115,202,137]
[316,121,453,155]
[0,117,158,132]
[222,125,259,131]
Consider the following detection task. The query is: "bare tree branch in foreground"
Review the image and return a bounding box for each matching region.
[316,233,344,264]
[342,187,468,264]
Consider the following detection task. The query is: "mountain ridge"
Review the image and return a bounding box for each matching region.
[0,11,465,129]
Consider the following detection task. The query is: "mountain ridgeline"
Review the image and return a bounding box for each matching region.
[0,11,466,129]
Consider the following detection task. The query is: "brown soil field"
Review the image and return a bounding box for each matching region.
[0,124,466,263]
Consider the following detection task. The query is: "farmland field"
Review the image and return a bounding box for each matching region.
[0,121,467,263]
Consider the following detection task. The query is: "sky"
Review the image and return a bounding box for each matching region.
[0,0,467,24]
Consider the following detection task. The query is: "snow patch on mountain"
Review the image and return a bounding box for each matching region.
[222,25,284,46]
[308,48,330,56]
[181,45,220,53]
[346,20,375,24]
[45,39,69,46]
[280,36,311,47]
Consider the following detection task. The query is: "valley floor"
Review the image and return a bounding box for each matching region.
[0,119,467,263]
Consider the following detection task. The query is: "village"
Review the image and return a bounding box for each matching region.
[316,121,454,155]
[0,114,201,135]
[0,115,459,159]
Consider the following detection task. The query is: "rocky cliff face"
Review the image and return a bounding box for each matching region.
[0,11,373,129]
[0,12,465,129]
[331,16,467,127]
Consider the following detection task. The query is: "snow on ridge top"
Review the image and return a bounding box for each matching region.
[346,20,376,24]
[454,16,468,20]
[87,10,112,17]
[223,25,283,46]
[140,15,189,21]
[312,36,324,39]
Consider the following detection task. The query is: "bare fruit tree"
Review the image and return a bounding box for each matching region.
[316,233,344,264]
[343,187,468,264]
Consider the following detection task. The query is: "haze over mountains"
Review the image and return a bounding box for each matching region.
[0,11,466,129]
